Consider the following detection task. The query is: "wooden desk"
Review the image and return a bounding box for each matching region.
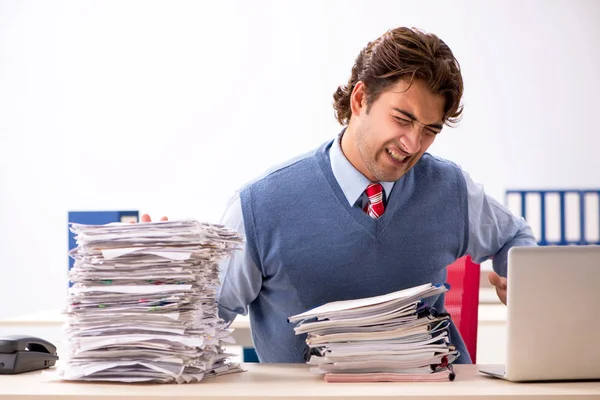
[0,364,599,399]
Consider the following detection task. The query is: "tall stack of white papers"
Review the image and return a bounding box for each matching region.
[59,219,243,383]
[289,283,459,383]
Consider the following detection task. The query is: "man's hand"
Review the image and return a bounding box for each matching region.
[140,214,168,223]
[488,271,507,305]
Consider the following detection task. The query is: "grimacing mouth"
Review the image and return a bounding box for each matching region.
[386,148,410,164]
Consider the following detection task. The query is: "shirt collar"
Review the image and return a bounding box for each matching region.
[329,132,395,206]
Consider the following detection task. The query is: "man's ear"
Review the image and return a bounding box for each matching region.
[350,81,367,117]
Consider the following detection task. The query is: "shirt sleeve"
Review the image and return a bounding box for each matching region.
[463,170,538,277]
[216,191,263,323]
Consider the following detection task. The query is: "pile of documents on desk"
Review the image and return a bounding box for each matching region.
[289,283,459,382]
[59,219,243,383]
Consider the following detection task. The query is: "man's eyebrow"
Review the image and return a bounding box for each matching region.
[393,108,444,131]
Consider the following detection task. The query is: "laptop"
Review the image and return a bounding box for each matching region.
[479,245,600,382]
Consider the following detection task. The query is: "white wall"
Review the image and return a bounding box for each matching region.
[1,0,599,318]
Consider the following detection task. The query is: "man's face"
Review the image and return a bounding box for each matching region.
[347,79,445,182]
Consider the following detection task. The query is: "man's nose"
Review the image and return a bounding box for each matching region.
[399,125,422,154]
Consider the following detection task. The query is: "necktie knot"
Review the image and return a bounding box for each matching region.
[364,183,385,219]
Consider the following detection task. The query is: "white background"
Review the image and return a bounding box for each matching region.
[1,0,599,318]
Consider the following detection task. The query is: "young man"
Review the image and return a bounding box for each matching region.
[145,27,536,364]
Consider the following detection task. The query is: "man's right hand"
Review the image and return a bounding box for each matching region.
[140,214,169,223]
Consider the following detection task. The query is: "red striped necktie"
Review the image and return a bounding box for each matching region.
[364,183,385,219]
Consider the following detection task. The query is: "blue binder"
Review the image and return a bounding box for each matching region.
[505,190,600,246]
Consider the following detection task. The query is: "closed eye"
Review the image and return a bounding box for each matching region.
[425,128,441,136]
[394,116,412,126]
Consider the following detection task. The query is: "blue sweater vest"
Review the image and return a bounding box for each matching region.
[240,139,471,363]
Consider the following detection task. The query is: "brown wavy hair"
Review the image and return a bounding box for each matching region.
[333,27,464,126]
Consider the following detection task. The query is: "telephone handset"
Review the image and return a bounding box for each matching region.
[0,335,59,374]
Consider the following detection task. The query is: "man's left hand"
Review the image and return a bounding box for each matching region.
[488,271,507,305]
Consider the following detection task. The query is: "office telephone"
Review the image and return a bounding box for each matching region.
[0,335,59,374]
